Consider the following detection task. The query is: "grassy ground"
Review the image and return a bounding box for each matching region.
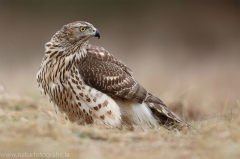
[0,88,240,159]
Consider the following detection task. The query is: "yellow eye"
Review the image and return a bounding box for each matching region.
[80,27,86,32]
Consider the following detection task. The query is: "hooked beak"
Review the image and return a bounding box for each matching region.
[94,30,100,39]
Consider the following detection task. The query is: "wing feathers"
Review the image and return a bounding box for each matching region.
[77,45,190,129]
[145,92,167,106]
[78,45,148,103]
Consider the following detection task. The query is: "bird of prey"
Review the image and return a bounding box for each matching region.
[37,21,190,130]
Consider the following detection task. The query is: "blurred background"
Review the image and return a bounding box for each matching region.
[0,0,239,121]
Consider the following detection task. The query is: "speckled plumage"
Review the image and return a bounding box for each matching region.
[37,21,190,130]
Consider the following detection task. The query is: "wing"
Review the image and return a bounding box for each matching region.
[77,45,162,104]
[78,45,190,129]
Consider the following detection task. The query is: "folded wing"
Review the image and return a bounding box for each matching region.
[77,45,190,129]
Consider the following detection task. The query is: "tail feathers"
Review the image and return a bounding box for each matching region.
[145,92,167,107]
[148,102,191,130]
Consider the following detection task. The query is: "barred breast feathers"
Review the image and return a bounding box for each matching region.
[36,34,88,94]
[37,38,122,127]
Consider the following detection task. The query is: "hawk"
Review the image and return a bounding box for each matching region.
[37,21,190,130]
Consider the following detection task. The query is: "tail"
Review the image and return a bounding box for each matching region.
[145,93,190,130]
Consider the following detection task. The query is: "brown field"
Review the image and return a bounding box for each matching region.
[0,80,240,159]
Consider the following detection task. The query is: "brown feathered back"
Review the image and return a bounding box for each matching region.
[78,44,190,129]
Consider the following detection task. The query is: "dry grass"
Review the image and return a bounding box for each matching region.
[0,87,240,159]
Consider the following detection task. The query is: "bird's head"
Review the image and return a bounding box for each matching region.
[54,21,100,46]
